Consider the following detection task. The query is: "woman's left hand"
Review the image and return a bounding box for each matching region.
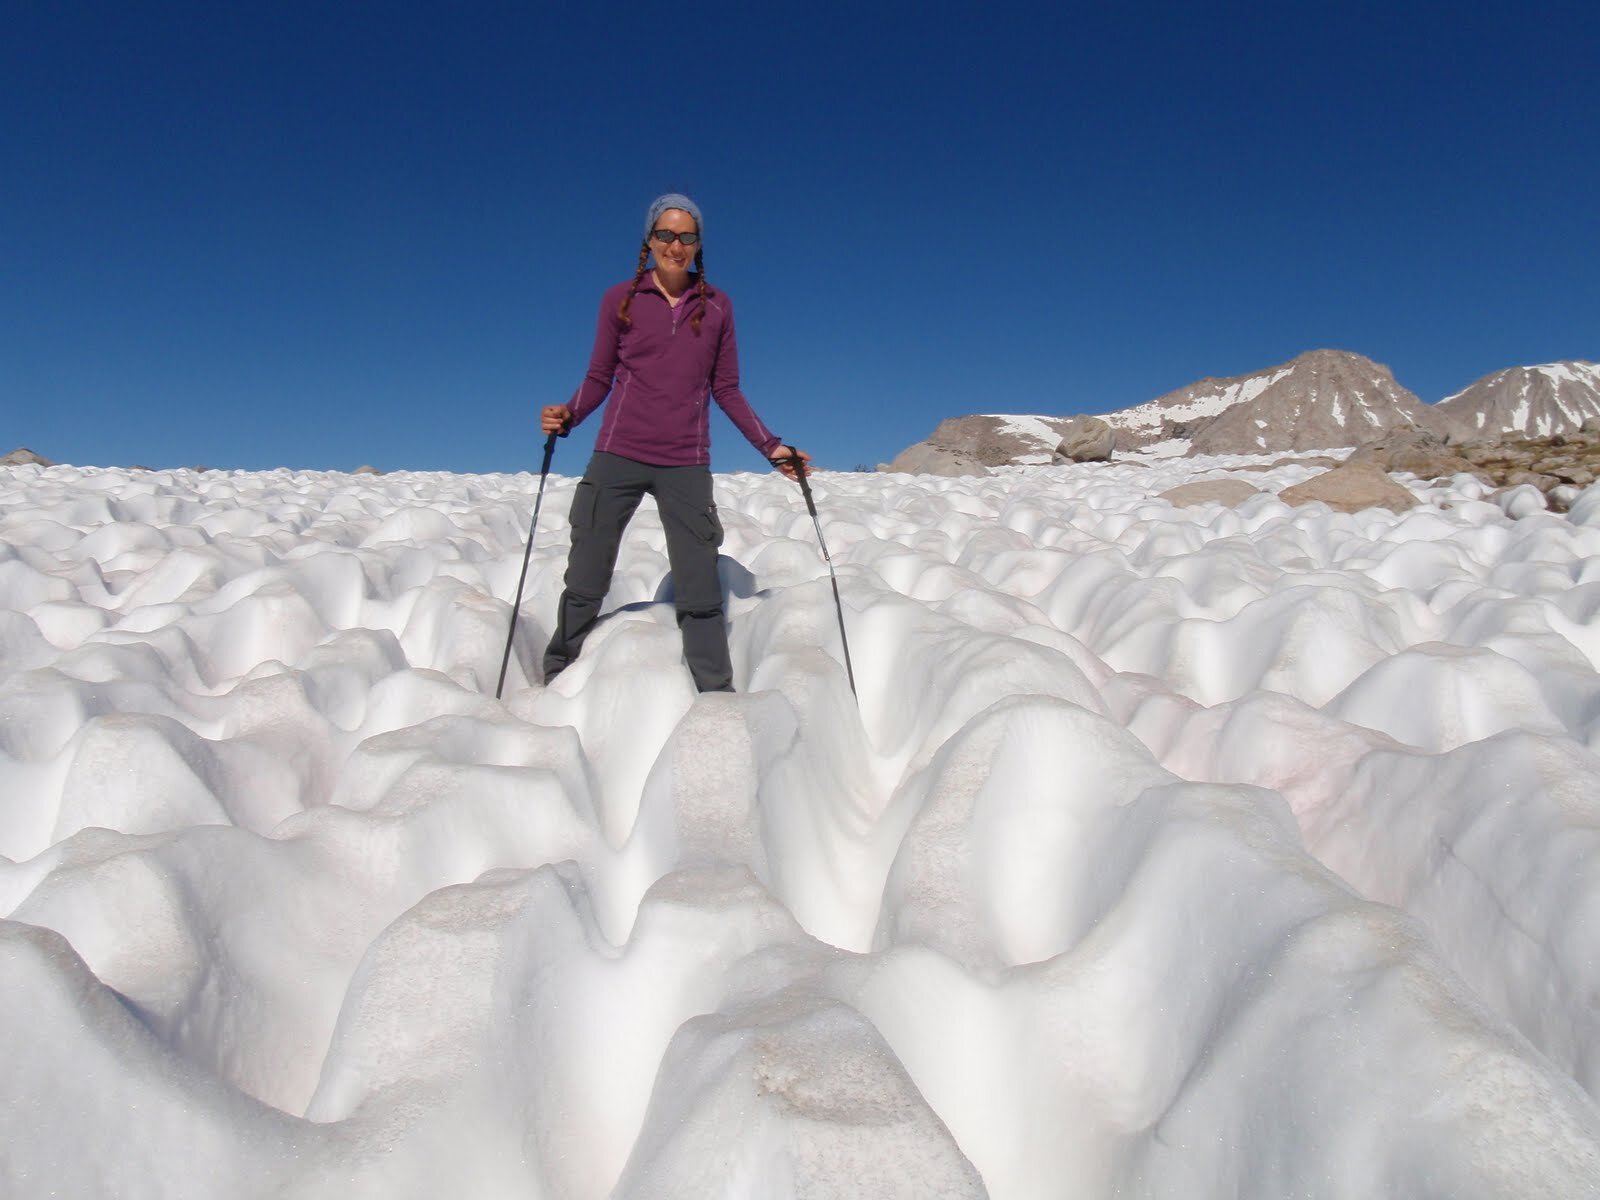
[770,447,813,481]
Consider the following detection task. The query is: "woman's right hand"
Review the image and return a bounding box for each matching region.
[541,404,572,435]
[770,447,813,482]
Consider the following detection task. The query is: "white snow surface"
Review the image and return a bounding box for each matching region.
[977,414,1069,463]
[1439,361,1600,412]
[980,414,1065,445]
[1103,366,1295,437]
[1532,361,1600,389]
[6,456,1600,1197]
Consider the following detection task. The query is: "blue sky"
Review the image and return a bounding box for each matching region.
[4,1,1594,475]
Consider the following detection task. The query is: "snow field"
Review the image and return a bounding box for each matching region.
[3,455,1600,1196]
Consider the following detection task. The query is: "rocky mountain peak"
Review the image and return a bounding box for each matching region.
[1100,349,1434,456]
[1432,362,1600,443]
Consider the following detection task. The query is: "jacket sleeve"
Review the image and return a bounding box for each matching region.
[709,298,783,458]
[567,288,623,427]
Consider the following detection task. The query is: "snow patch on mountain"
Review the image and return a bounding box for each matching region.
[1435,361,1600,442]
[1096,350,1435,457]
[1101,366,1296,440]
[979,415,1073,462]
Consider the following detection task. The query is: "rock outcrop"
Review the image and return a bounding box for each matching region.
[883,414,1087,476]
[1345,430,1484,480]
[1448,430,1600,511]
[880,442,991,477]
[3,447,55,466]
[1344,424,1600,511]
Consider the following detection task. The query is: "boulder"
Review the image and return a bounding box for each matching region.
[1054,416,1116,463]
[1157,480,1262,508]
[2,447,55,466]
[1268,455,1343,471]
[1276,463,1419,514]
[353,465,381,475]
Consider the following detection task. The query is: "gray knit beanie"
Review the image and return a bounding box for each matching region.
[645,193,703,242]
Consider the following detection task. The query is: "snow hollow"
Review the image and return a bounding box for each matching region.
[4,455,1600,1198]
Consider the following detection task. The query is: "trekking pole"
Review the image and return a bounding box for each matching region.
[495,432,558,700]
[779,446,857,698]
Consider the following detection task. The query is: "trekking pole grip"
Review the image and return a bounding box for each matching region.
[780,444,818,517]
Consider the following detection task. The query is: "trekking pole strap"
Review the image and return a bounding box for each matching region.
[774,445,820,519]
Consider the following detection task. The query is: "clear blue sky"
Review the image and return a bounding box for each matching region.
[4,1,1594,474]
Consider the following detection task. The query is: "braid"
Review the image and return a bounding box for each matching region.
[616,242,650,327]
[692,248,708,334]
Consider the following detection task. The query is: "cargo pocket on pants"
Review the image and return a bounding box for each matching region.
[700,505,725,547]
[569,481,598,531]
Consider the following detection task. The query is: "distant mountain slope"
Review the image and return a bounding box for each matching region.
[881,353,1599,474]
[1432,362,1600,442]
[1101,350,1437,455]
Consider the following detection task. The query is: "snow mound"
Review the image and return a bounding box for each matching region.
[4,459,1600,1197]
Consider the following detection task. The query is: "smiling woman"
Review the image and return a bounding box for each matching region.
[536,193,813,693]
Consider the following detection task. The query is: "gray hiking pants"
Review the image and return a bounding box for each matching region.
[542,451,733,692]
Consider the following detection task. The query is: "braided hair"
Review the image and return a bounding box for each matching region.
[691,248,708,335]
[616,240,711,335]
[616,241,651,328]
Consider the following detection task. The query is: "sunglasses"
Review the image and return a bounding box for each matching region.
[650,229,700,246]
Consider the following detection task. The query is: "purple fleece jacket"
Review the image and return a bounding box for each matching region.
[566,275,783,467]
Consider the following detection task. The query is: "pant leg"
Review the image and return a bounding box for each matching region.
[652,464,734,692]
[542,454,647,682]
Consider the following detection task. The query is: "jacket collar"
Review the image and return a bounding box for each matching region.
[637,271,711,300]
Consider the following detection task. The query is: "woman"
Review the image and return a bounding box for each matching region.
[539,193,810,693]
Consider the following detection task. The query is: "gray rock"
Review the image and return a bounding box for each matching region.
[353,464,381,475]
[885,412,1085,474]
[1157,479,1262,508]
[880,442,991,477]
[1268,455,1344,471]
[2,447,55,466]
[1276,463,1419,514]
[1054,416,1116,462]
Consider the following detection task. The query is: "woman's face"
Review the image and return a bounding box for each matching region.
[649,208,699,272]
